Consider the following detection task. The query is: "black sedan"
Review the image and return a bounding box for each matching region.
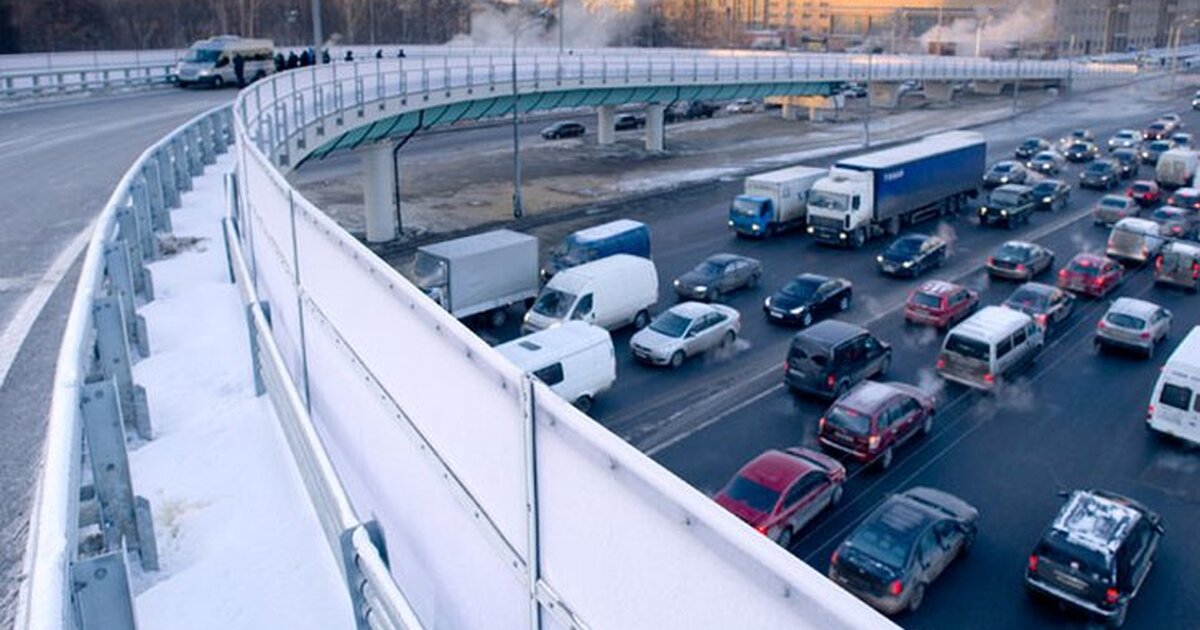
[614,113,645,130]
[1112,147,1141,179]
[877,234,947,277]
[541,121,586,139]
[673,253,762,302]
[982,161,1028,188]
[828,487,978,616]
[1002,282,1075,331]
[1079,159,1120,190]
[763,273,852,327]
[1015,137,1051,159]
[1063,141,1100,163]
[1030,179,1071,211]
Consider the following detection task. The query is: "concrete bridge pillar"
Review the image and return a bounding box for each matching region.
[869,82,901,109]
[781,101,797,120]
[924,81,955,103]
[363,142,398,243]
[971,80,1006,96]
[597,104,616,145]
[645,104,665,152]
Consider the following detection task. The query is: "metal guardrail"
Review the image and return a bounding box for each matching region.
[221,181,424,630]
[0,64,178,100]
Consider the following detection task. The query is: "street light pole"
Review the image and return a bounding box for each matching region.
[310,0,323,54]
[558,0,565,54]
[512,12,524,219]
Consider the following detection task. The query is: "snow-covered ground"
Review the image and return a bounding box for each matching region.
[128,152,352,629]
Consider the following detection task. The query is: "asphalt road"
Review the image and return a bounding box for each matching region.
[0,87,231,620]
[430,89,1200,627]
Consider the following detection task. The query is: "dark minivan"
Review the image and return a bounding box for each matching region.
[784,320,891,399]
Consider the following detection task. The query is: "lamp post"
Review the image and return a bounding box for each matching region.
[558,0,565,54]
[1169,18,1199,95]
[310,0,323,54]
[511,11,524,219]
[1101,3,1130,56]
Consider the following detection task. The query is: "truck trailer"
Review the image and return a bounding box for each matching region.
[806,131,986,247]
[412,229,540,326]
[728,165,826,237]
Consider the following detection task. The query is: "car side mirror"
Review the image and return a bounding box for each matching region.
[1056,489,1071,498]
[216,57,229,68]
[686,330,698,338]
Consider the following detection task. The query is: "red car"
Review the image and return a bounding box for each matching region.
[1057,253,1124,298]
[714,447,846,547]
[1128,180,1161,207]
[904,280,980,328]
[818,381,936,470]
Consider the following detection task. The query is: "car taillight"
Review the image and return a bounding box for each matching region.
[1126,188,1134,196]
[868,435,880,451]
[783,360,789,374]
[1140,331,1151,339]
[1028,555,1039,572]
[831,549,840,565]
[827,374,836,388]
[1035,314,1048,327]
[1098,320,1107,329]
[1058,269,1068,278]
[755,524,769,535]
[819,417,827,432]
[984,373,995,384]
[1156,256,1164,271]
[936,357,946,369]
[1106,588,1120,604]
[1015,263,1027,272]
[888,580,903,597]
[1148,404,1155,418]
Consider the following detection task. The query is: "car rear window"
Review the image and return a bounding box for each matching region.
[1008,288,1048,309]
[827,406,871,435]
[1069,260,1101,276]
[1133,183,1153,193]
[1036,537,1110,578]
[1160,382,1193,411]
[945,334,990,361]
[848,503,923,570]
[790,337,829,367]
[1105,312,1146,329]
[723,475,780,514]
[1101,197,1128,209]
[911,292,942,309]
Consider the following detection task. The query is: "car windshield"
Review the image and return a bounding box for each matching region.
[1007,288,1048,310]
[827,406,871,435]
[809,190,848,211]
[731,197,762,217]
[1106,312,1146,329]
[1153,208,1182,221]
[1170,193,1200,206]
[991,163,1014,173]
[1149,123,1166,131]
[945,334,989,361]
[1033,154,1055,163]
[531,289,577,318]
[781,277,821,299]
[1068,259,1101,276]
[1101,197,1128,209]
[1150,141,1171,151]
[183,48,221,63]
[1071,130,1089,138]
[1114,151,1135,163]
[1069,143,1090,152]
[990,189,1023,206]
[1031,182,1058,195]
[722,475,780,514]
[995,243,1032,261]
[649,311,693,338]
[1085,162,1110,173]
[888,238,925,256]
[1021,138,1042,148]
[695,260,726,279]
[847,505,919,569]
[911,292,942,309]
[1117,131,1136,139]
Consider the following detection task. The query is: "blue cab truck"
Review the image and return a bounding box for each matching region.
[542,219,651,278]
[728,165,826,237]
[805,131,986,248]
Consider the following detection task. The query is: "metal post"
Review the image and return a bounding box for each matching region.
[104,243,150,358]
[1012,56,1021,115]
[512,36,524,219]
[287,191,312,412]
[522,376,543,630]
[311,0,324,56]
[71,551,138,629]
[558,0,565,54]
[864,53,873,148]
[245,302,270,396]
[91,297,152,441]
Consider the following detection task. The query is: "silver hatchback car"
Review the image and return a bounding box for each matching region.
[1095,297,1172,357]
[630,302,740,368]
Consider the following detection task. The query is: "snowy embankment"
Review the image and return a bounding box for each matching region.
[128,152,351,629]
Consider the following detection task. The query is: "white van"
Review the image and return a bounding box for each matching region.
[523,254,657,334]
[175,36,276,88]
[1106,217,1165,265]
[1147,326,1200,444]
[496,322,616,412]
[936,306,1044,392]
[1156,148,1199,189]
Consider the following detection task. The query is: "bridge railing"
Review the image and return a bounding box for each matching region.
[0,63,179,100]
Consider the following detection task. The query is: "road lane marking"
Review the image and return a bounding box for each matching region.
[0,223,94,389]
[645,383,784,456]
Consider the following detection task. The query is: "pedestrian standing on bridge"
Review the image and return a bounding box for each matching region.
[287,51,299,69]
[397,48,406,58]
[375,49,383,59]
[274,53,285,72]
[321,49,331,64]
[344,50,355,62]
[233,53,246,88]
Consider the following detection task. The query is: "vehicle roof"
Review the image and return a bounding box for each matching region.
[998,240,1039,252]
[1113,217,1160,234]
[738,448,826,491]
[418,228,535,258]
[1021,137,1047,144]
[1070,252,1111,265]
[837,131,983,170]
[572,219,645,242]
[1012,282,1057,297]
[1108,297,1161,319]
[749,165,827,183]
[1113,147,1138,156]
[1031,179,1064,188]
[793,272,832,284]
[951,306,1031,343]
[1050,491,1142,561]
[1130,179,1159,188]
[895,233,934,244]
[668,301,718,320]
[794,319,865,346]
[495,322,610,371]
[1032,151,1059,159]
[547,254,653,292]
[1099,194,1134,206]
[837,381,903,414]
[1114,129,1139,136]
[705,252,751,266]
[1164,240,1200,256]
[1171,187,1200,197]
[860,494,938,543]
[914,279,963,296]
[991,160,1018,168]
[1167,326,1200,371]
[994,183,1032,194]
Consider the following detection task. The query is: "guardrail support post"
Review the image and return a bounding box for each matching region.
[246,301,270,396]
[71,549,138,630]
[173,138,193,193]
[187,127,204,175]
[92,296,152,440]
[339,521,390,630]
[128,179,158,260]
[157,148,180,209]
[199,118,217,165]
[103,244,150,358]
[115,207,154,301]
[143,160,167,229]
[80,380,158,571]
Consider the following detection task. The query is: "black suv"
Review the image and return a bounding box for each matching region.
[784,320,891,399]
[1025,490,1163,627]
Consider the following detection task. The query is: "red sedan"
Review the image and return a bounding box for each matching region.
[1057,253,1124,298]
[1127,180,1162,207]
[714,447,845,548]
[904,280,980,328]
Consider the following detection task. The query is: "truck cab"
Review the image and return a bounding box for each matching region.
[805,168,871,247]
[729,165,825,237]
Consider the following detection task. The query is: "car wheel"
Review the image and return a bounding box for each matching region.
[878,446,894,471]
[839,295,851,312]
[1146,341,1155,358]
[212,76,225,88]
[802,312,814,327]
[573,395,593,413]
[851,229,866,249]
[722,330,736,349]
[708,288,721,302]
[776,526,795,550]
[669,350,685,369]
[831,485,844,506]
[1107,603,1128,628]
[922,413,933,436]
[879,354,891,376]
[908,582,926,613]
[747,273,760,289]
[634,309,650,329]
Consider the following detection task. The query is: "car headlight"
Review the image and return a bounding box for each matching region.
[728,220,734,226]
[902,261,914,268]
[979,207,988,215]
[751,223,761,231]
[876,255,885,263]
[764,297,772,307]
[790,306,806,315]
[673,279,681,287]
[1000,209,1008,216]
[838,232,847,240]
[198,69,212,76]
[694,285,707,292]
[806,226,815,234]
[1043,197,1052,203]
[1000,177,1009,183]
[1101,175,1109,180]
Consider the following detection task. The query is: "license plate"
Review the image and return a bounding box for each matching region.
[770,311,784,319]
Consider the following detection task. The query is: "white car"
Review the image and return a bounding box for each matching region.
[1027,150,1066,175]
[1106,129,1142,151]
[630,302,741,368]
[1160,113,1183,129]
[1096,297,1171,357]
[726,99,757,113]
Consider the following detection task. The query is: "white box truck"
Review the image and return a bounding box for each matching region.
[412,229,539,327]
[1147,325,1200,445]
[1156,148,1200,189]
[495,322,616,412]
[728,165,826,237]
[523,254,658,334]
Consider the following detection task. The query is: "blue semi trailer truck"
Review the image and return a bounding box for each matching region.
[805,131,986,247]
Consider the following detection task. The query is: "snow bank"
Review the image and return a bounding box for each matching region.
[129,153,352,629]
